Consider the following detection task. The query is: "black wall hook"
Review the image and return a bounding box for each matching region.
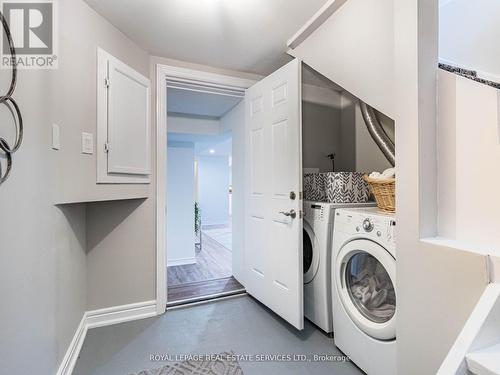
[0,10,23,186]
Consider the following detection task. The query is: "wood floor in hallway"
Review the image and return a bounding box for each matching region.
[167,232,232,286]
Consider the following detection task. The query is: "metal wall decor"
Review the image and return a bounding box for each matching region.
[0,10,23,185]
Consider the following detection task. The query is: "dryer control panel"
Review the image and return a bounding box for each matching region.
[335,208,396,251]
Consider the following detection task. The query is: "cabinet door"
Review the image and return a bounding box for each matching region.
[97,48,151,183]
[108,59,151,175]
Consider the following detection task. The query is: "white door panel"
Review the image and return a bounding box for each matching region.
[244,59,303,329]
[108,59,151,175]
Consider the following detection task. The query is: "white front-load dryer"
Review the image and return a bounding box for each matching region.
[303,201,375,333]
[332,207,397,375]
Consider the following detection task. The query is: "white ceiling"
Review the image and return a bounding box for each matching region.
[84,0,328,75]
[167,87,242,118]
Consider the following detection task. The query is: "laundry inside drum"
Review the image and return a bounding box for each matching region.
[345,252,396,323]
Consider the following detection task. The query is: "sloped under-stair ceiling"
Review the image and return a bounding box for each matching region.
[289,0,394,118]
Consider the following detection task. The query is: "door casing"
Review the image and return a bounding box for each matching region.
[155,63,256,314]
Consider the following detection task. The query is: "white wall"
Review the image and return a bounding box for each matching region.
[167,115,221,135]
[437,70,457,239]
[197,156,230,226]
[395,1,489,374]
[221,101,245,282]
[289,0,395,117]
[166,143,196,266]
[0,0,153,373]
[440,0,500,81]
[438,70,500,254]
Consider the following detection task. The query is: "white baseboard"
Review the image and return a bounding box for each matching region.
[201,222,230,229]
[86,300,157,329]
[167,257,196,267]
[57,300,157,375]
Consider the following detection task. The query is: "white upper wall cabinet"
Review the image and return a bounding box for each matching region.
[288,0,395,118]
[97,48,151,183]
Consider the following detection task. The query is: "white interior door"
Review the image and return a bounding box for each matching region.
[244,59,303,329]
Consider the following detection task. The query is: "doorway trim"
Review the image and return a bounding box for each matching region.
[155,63,257,314]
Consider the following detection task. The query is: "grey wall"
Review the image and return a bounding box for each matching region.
[302,95,394,175]
[54,0,151,204]
[59,0,155,313]
[302,101,351,172]
[340,92,394,174]
[86,198,154,310]
[0,0,153,373]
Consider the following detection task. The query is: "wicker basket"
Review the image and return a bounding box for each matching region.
[364,175,396,213]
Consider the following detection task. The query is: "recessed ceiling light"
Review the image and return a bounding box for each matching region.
[209,149,215,154]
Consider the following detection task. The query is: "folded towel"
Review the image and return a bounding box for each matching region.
[382,168,396,178]
[369,168,395,180]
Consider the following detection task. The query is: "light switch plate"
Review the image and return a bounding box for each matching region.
[81,132,94,154]
[52,124,60,150]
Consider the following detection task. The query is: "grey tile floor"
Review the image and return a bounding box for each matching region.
[74,295,364,375]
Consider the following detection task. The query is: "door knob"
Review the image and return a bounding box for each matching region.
[279,209,297,219]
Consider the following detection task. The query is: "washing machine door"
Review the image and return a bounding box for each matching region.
[336,239,396,340]
[303,221,320,284]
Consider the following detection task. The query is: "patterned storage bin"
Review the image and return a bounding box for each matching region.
[304,172,370,203]
[324,172,370,203]
[303,173,327,202]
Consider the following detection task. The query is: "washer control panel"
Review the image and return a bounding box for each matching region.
[304,203,326,222]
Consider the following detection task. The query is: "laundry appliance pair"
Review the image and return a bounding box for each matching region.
[303,201,397,375]
[303,200,374,333]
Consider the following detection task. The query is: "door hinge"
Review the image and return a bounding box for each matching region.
[299,210,303,219]
[299,191,303,200]
[104,142,110,153]
[104,78,110,89]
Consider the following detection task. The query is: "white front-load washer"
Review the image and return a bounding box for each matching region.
[303,201,375,333]
[332,207,397,375]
